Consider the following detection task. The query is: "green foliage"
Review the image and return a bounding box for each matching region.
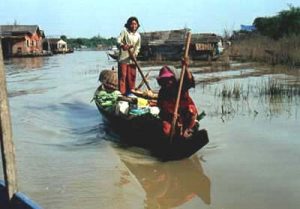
[253,5,300,39]
[66,36,117,49]
[60,35,67,41]
[253,17,280,39]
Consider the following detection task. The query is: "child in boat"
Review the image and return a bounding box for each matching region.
[156,64,198,138]
[117,16,141,95]
[94,70,121,112]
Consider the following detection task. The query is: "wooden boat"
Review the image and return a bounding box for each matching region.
[107,51,118,60]
[0,180,41,209]
[97,33,208,160]
[95,94,209,161]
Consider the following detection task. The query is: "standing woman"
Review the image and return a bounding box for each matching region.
[117,16,141,95]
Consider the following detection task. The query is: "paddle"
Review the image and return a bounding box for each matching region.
[135,71,151,90]
[128,50,152,91]
[169,32,192,143]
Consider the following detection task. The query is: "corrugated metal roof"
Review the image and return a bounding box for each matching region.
[47,38,61,44]
[240,25,256,32]
[140,29,222,45]
[0,25,40,37]
[191,33,222,43]
[141,29,189,45]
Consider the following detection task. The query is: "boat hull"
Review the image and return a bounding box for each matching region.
[107,52,118,60]
[96,103,209,161]
[0,180,41,209]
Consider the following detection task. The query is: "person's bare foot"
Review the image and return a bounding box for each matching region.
[183,129,193,138]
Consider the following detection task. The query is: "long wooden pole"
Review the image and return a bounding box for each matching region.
[169,32,192,143]
[135,71,151,91]
[0,40,18,200]
[128,50,152,91]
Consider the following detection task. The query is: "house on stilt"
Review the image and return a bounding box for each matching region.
[47,38,73,54]
[0,25,52,58]
[138,29,224,61]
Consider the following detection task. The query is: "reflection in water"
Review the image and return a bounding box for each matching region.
[8,57,45,70]
[119,154,211,209]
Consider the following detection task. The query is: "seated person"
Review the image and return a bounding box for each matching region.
[156,65,198,138]
[98,69,118,92]
[94,70,121,111]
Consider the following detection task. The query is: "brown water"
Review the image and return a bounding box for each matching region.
[1,51,300,209]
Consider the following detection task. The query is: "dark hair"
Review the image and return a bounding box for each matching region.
[124,16,140,30]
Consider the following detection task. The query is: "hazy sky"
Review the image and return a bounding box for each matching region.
[0,0,299,38]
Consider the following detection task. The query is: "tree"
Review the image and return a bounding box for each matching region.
[60,35,67,41]
[253,5,300,39]
[278,5,300,37]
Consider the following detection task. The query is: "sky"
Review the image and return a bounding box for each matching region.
[0,0,299,38]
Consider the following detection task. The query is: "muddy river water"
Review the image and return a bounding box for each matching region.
[1,51,300,209]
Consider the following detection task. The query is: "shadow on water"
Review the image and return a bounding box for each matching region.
[58,101,111,148]
[56,100,162,161]
[26,100,113,149]
[117,151,211,209]
[8,87,55,97]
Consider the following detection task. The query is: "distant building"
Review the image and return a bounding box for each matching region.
[47,38,69,54]
[139,29,188,61]
[138,29,223,61]
[191,33,223,60]
[0,25,50,58]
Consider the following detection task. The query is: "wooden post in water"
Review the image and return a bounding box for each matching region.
[0,40,18,200]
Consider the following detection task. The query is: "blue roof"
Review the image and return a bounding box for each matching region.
[240,25,256,32]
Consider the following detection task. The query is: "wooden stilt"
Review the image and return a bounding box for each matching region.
[0,40,18,200]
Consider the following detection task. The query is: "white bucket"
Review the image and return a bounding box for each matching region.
[115,101,129,115]
[149,106,160,115]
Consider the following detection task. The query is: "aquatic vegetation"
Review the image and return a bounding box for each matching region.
[205,76,300,121]
[215,78,300,99]
[259,78,300,97]
[215,82,250,100]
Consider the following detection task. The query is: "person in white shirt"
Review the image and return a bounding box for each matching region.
[117,16,141,95]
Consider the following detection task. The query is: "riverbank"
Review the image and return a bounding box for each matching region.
[228,34,300,68]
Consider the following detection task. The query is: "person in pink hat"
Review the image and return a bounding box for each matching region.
[157,64,198,138]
